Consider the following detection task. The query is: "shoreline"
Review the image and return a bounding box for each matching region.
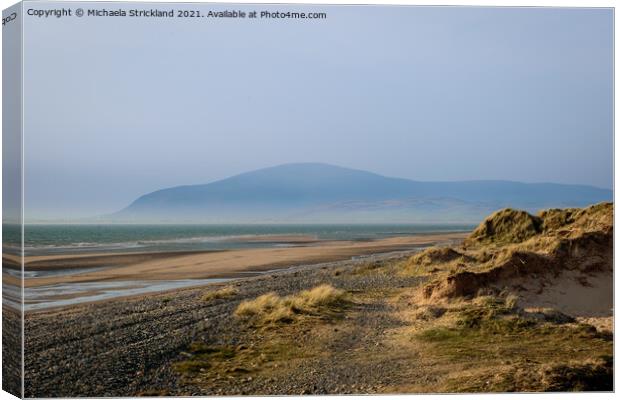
[19,203,613,396]
[23,248,431,396]
[22,248,420,314]
[7,232,467,312]
[18,232,467,288]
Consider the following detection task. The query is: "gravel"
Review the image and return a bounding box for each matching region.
[24,250,425,397]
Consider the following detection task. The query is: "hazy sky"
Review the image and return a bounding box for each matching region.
[22,4,613,219]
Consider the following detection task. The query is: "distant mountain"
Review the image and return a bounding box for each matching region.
[111,163,612,223]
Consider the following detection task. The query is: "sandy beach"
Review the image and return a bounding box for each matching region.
[1,233,467,311]
[15,204,613,397]
[18,233,466,288]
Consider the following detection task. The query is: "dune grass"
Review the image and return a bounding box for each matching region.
[234,284,349,325]
[201,286,239,302]
[465,202,612,247]
[176,204,612,392]
[412,296,612,392]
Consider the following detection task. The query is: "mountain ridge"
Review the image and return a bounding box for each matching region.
[112,163,612,223]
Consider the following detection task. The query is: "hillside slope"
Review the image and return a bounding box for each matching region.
[112,163,612,223]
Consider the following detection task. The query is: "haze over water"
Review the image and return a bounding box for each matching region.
[15,224,473,256]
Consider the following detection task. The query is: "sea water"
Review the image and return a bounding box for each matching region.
[10,223,474,256]
[3,224,473,310]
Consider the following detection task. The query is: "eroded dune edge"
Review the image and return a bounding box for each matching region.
[23,203,612,396]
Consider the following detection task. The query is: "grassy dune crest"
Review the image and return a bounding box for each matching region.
[171,203,612,394]
[415,202,612,301]
[398,202,613,392]
[465,208,543,245]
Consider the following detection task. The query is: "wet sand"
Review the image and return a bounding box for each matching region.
[19,233,467,288]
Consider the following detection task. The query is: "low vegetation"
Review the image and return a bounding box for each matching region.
[411,295,612,392]
[410,202,612,301]
[234,284,349,325]
[175,286,349,383]
[465,208,543,246]
[465,202,612,247]
[174,333,320,383]
[174,344,240,375]
[172,203,612,394]
[201,286,238,302]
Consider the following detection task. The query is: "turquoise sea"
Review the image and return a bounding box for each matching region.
[4,224,474,256]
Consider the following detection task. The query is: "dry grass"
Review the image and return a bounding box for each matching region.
[201,286,239,302]
[290,284,348,310]
[411,296,613,392]
[179,203,612,393]
[234,284,348,325]
[569,203,613,236]
[464,202,612,248]
[504,293,519,310]
[235,292,295,324]
[410,247,466,266]
[538,207,579,232]
[465,208,543,246]
[403,247,469,276]
[173,324,333,382]
[466,203,612,248]
[410,203,613,302]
